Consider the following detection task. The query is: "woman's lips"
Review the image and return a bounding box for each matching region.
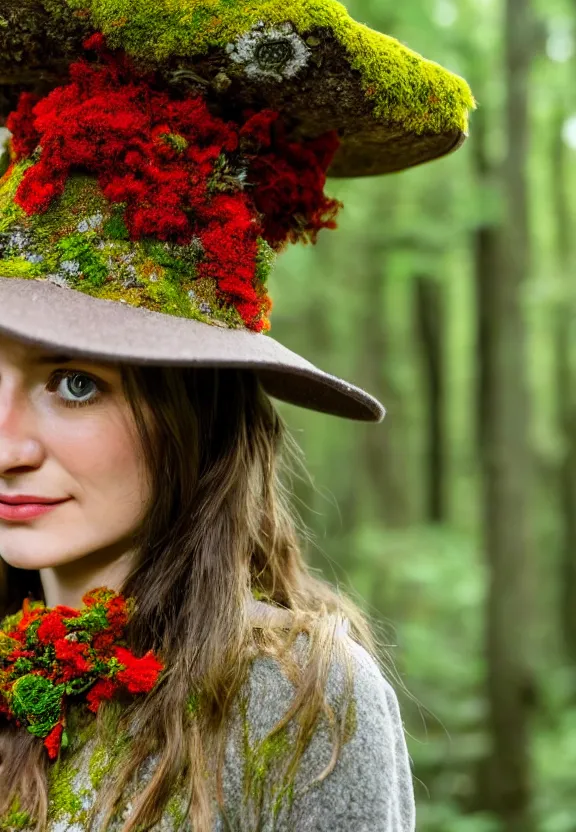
[0,499,70,522]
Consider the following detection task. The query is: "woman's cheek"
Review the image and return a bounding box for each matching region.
[2,418,152,570]
[49,409,150,527]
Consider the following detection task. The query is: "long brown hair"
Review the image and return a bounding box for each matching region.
[0,365,378,831]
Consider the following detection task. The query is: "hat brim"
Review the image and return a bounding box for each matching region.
[0,278,385,423]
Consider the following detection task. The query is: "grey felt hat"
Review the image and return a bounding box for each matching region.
[0,278,384,421]
[0,0,474,422]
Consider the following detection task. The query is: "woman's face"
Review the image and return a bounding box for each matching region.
[0,333,151,572]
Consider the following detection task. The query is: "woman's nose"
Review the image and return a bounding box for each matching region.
[0,386,44,474]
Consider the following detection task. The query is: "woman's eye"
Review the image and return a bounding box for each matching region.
[48,371,103,408]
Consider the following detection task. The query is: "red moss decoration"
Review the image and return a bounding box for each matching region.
[6,92,40,161]
[241,111,341,247]
[44,723,64,760]
[0,588,164,760]
[36,610,68,643]
[6,36,342,332]
[86,677,118,713]
[114,646,165,694]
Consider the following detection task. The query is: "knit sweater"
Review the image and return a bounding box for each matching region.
[1,633,416,832]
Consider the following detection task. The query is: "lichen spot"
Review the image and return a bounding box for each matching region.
[225,21,311,82]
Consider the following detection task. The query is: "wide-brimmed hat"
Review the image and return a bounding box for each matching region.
[0,0,474,421]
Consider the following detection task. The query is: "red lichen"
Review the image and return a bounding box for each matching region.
[7,37,342,331]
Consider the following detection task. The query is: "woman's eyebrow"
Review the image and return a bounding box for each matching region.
[31,354,114,368]
[32,354,76,365]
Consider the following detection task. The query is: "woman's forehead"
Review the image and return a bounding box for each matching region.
[0,334,49,363]
[0,334,117,370]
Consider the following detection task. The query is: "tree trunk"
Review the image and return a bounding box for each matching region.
[359,253,412,528]
[551,104,576,669]
[356,189,412,528]
[472,0,537,827]
[413,274,446,523]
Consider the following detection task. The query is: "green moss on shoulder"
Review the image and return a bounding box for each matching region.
[0,798,31,832]
[166,793,188,829]
[85,704,132,790]
[63,0,474,135]
[48,758,86,823]
[238,693,296,819]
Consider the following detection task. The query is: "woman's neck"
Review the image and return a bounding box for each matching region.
[40,539,138,608]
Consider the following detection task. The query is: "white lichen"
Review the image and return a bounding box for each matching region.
[46,273,71,288]
[226,21,311,82]
[77,213,103,233]
[4,228,44,263]
[60,259,81,276]
[7,229,31,252]
[189,236,204,257]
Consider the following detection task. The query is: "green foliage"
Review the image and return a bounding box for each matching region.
[158,132,189,153]
[0,160,29,233]
[0,259,39,278]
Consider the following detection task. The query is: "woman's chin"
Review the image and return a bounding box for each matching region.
[0,542,89,571]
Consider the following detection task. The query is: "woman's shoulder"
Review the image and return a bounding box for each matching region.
[245,602,407,724]
[245,619,404,729]
[222,613,416,831]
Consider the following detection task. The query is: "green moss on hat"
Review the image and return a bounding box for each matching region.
[0,170,248,327]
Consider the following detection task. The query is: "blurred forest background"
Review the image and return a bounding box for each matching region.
[1,0,575,829]
[270,0,576,830]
